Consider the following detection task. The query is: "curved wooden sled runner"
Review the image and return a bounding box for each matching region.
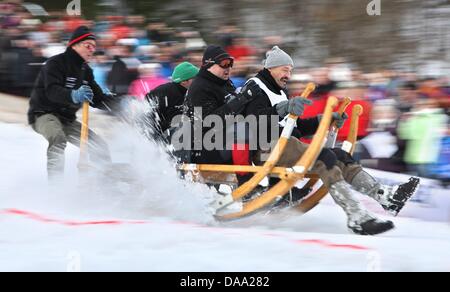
[178,97,364,220]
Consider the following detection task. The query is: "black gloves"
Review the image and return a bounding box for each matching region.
[239,80,262,103]
[227,80,262,112]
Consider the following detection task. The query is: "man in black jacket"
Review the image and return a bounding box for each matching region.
[28,26,118,179]
[146,61,199,141]
[183,45,261,164]
[244,46,419,235]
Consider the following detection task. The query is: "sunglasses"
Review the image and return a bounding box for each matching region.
[205,58,234,69]
[217,58,234,69]
[82,42,96,51]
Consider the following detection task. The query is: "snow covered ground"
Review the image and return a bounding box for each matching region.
[0,121,449,272]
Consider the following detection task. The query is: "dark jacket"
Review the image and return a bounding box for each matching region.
[28,47,115,124]
[183,68,238,163]
[245,69,320,147]
[185,68,237,121]
[147,81,187,133]
[107,56,139,96]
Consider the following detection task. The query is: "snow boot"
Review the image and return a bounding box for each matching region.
[329,181,394,235]
[351,171,420,216]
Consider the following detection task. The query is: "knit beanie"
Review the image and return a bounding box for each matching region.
[68,26,96,47]
[171,62,200,83]
[264,46,294,68]
[202,45,232,68]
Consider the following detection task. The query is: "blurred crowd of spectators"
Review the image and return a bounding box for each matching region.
[1,2,449,185]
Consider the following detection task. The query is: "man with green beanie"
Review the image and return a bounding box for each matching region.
[145,61,199,139]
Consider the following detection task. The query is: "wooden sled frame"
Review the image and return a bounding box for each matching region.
[178,97,364,220]
[231,82,317,198]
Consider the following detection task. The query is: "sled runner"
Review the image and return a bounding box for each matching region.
[179,95,364,220]
[230,82,317,199]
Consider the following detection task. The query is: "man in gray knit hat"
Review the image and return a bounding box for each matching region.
[264,46,294,71]
[241,46,419,235]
